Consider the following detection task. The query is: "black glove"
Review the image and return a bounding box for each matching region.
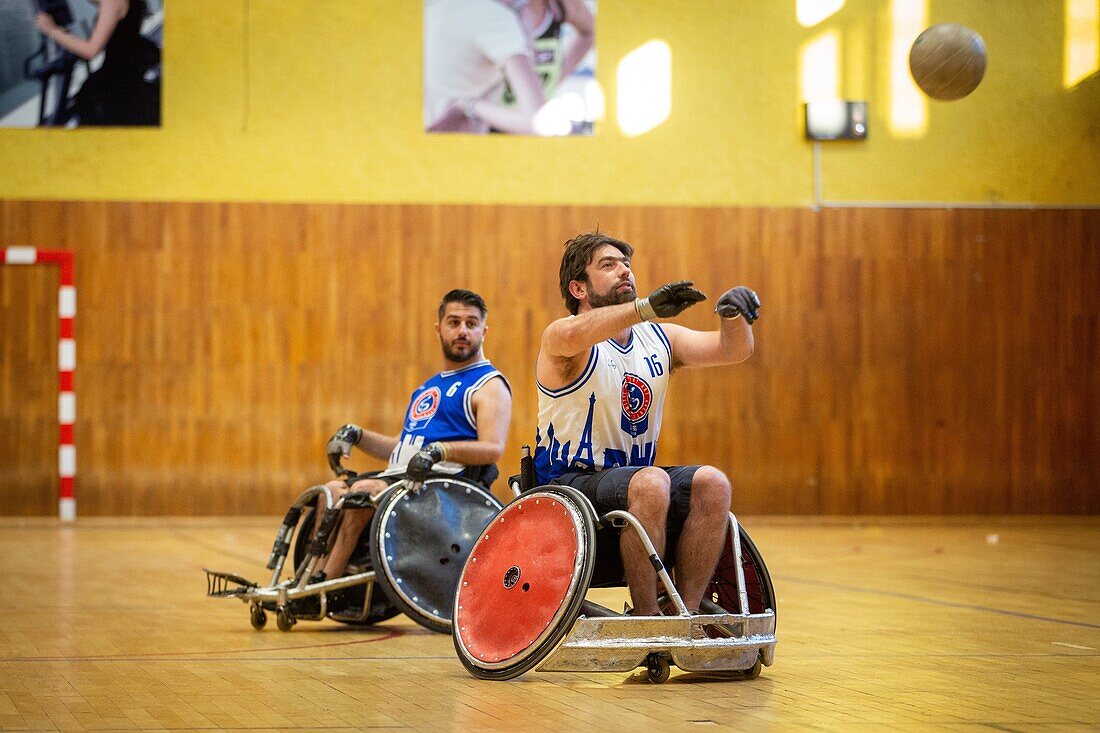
[326,423,362,459]
[405,442,446,487]
[715,286,761,323]
[635,280,707,321]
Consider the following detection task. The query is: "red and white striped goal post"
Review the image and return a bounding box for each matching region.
[0,247,76,521]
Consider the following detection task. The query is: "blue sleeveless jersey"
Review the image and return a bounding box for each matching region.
[382,360,509,476]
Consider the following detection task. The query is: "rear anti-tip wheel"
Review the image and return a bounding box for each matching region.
[250,605,267,630]
[452,486,596,680]
[646,653,671,684]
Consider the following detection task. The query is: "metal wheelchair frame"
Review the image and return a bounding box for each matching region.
[205,456,506,633]
[454,447,777,683]
[205,483,392,631]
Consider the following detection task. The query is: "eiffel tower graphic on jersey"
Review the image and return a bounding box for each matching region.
[534,323,672,484]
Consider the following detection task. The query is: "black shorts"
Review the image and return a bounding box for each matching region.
[551,465,703,587]
[551,465,702,529]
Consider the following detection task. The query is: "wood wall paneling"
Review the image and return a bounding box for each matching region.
[1,201,1097,515]
[0,263,57,516]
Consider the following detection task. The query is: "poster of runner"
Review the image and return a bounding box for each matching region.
[0,0,162,128]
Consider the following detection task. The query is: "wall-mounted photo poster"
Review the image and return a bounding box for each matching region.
[424,0,599,136]
[0,0,162,128]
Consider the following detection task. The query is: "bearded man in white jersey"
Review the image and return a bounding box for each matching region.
[534,232,761,617]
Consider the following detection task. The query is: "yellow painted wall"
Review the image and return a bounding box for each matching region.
[0,0,1096,206]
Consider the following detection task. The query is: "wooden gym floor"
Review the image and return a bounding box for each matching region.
[0,515,1098,732]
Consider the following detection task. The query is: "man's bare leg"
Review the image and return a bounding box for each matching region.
[621,467,670,616]
[309,479,349,579]
[320,478,388,580]
[673,466,732,612]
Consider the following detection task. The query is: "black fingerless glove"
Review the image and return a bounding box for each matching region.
[715,286,761,323]
[635,280,707,321]
[326,423,363,458]
[405,442,447,485]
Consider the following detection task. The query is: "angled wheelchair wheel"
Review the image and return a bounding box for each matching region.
[292,507,400,625]
[452,485,597,680]
[702,525,776,632]
[369,477,505,633]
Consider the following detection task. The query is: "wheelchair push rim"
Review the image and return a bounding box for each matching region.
[700,524,777,637]
[709,525,775,614]
[452,485,596,680]
[369,476,505,633]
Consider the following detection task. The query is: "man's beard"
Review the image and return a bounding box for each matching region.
[587,281,636,309]
[442,337,478,362]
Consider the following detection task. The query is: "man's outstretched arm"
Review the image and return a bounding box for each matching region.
[663,286,760,369]
[541,280,709,359]
[540,303,639,360]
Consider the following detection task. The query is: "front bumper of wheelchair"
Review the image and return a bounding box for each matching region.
[537,610,777,674]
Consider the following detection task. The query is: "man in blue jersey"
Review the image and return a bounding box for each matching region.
[314,289,512,586]
[535,232,760,617]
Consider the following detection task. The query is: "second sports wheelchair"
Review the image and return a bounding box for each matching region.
[451,448,777,683]
[205,454,505,633]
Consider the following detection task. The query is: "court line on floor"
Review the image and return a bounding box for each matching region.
[0,654,454,664]
[0,727,402,732]
[0,630,405,663]
[779,575,1100,629]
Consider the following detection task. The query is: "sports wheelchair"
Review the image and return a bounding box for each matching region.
[451,448,777,683]
[205,454,505,633]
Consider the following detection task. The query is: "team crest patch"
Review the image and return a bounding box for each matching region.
[620,373,652,437]
[408,386,441,431]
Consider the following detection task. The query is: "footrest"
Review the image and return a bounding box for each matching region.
[204,568,258,598]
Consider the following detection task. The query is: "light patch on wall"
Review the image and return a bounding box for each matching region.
[533,60,605,136]
[797,0,845,28]
[800,30,840,101]
[889,0,927,138]
[533,77,605,136]
[617,40,671,137]
[1064,0,1100,88]
[533,97,583,136]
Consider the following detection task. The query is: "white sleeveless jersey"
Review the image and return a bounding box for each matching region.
[534,322,672,483]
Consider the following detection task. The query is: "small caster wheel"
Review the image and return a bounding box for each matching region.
[646,654,670,684]
[739,656,762,680]
[250,605,267,630]
[276,605,295,631]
